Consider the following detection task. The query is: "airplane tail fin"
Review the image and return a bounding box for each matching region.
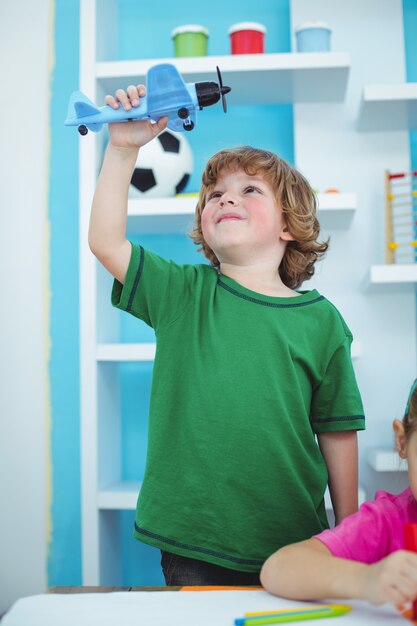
[65,91,100,124]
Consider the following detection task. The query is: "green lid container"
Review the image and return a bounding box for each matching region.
[171,24,209,57]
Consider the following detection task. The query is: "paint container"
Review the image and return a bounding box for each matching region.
[404,524,417,619]
[171,25,209,57]
[295,22,331,52]
[228,22,266,54]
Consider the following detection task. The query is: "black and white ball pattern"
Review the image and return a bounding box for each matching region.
[129,129,193,198]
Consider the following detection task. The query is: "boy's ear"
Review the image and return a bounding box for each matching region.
[280,226,295,242]
[393,419,407,458]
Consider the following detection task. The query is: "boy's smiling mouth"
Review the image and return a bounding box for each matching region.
[216,212,244,224]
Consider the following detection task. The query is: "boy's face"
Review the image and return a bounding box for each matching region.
[201,169,293,265]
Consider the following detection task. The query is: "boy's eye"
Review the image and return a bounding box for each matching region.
[244,186,259,193]
[208,191,222,200]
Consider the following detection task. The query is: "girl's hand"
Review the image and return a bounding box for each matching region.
[105,84,168,149]
[360,550,417,605]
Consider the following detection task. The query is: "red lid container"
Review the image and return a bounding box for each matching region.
[404,524,417,620]
[228,22,266,55]
[404,523,417,550]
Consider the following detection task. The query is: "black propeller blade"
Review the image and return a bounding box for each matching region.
[216,66,231,113]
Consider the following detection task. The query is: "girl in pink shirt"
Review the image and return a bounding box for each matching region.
[261,379,417,606]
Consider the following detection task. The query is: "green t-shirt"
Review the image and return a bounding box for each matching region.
[112,244,365,572]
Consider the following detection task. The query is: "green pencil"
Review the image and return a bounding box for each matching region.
[234,604,351,625]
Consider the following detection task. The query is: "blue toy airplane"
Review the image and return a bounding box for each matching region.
[65,63,231,135]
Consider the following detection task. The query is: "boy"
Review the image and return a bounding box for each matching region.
[89,83,365,585]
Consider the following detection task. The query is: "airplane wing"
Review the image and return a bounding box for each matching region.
[146,64,193,117]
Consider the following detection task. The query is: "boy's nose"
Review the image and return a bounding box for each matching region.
[219,193,237,206]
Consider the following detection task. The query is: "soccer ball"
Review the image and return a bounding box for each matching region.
[129,129,193,198]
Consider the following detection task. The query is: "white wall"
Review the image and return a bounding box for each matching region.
[0,0,50,614]
[292,0,414,499]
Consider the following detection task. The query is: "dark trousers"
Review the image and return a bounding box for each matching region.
[160,550,261,586]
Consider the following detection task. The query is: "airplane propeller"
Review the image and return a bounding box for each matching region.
[194,67,231,115]
[216,66,231,113]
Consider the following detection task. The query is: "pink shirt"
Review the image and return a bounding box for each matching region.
[315,487,417,563]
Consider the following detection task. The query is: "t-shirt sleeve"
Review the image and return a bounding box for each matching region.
[314,499,392,564]
[310,335,365,433]
[111,243,198,330]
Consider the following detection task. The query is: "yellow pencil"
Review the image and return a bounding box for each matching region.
[245,604,350,617]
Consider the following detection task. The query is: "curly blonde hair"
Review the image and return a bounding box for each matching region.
[189,146,329,289]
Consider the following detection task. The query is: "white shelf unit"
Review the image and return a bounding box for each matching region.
[96,343,156,362]
[79,0,357,586]
[361,83,417,285]
[358,83,417,131]
[367,449,407,472]
[98,481,142,509]
[370,264,417,284]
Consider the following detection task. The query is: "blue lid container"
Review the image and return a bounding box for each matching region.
[295,21,331,52]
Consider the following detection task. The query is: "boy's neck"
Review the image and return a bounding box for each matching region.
[219,262,299,298]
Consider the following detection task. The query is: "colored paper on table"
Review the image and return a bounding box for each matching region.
[1,590,409,626]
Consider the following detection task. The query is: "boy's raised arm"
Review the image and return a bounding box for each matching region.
[89,144,137,284]
[88,84,168,284]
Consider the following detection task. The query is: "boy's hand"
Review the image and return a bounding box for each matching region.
[360,550,417,605]
[105,84,168,149]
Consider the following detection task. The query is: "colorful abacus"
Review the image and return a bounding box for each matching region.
[385,170,417,263]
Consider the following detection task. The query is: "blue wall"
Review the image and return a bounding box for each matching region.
[48,0,417,585]
[48,0,81,584]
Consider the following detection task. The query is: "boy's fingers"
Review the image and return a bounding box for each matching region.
[126,84,140,107]
[148,116,169,138]
[115,88,131,110]
[105,84,147,111]
[136,84,146,98]
[155,116,169,132]
[104,94,119,109]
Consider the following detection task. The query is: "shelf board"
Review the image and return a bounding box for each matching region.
[127,193,356,234]
[370,264,417,284]
[351,340,360,360]
[127,196,196,234]
[96,52,350,105]
[367,449,407,472]
[97,481,364,511]
[317,192,356,212]
[96,338,360,362]
[97,343,156,361]
[358,82,417,131]
[98,481,141,509]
